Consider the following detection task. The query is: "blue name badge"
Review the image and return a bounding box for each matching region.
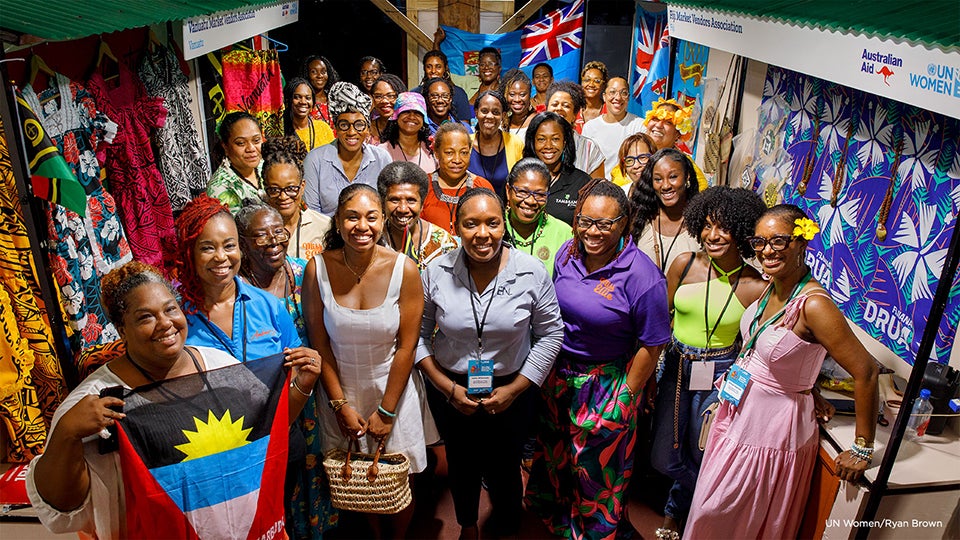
[467,359,494,395]
[718,365,751,407]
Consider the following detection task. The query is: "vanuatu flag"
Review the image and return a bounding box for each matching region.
[14,95,86,217]
[116,353,289,539]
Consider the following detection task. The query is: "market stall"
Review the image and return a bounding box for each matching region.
[653,0,960,537]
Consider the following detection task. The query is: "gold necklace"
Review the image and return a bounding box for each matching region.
[343,248,379,283]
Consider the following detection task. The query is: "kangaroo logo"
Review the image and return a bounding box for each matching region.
[877,66,894,86]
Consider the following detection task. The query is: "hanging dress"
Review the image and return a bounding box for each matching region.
[138,42,211,212]
[23,73,133,354]
[314,253,438,473]
[87,65,177,274]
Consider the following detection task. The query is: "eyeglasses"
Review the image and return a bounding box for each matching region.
[509,186,548,202]
[428,93,452,103]
[336,119,370,132]
[373,92,398,102]
[623,154,651,167]
[575,214,624,232]
[245,228,291,247]
[605,90,629,98]
[582,77,604,85]
[360,69,381,77]
[264,184,302,199]
[746,234,795,252]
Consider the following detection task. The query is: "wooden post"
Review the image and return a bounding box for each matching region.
[439,0,480,32]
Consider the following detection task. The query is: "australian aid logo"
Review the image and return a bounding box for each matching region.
[860,48,902,86]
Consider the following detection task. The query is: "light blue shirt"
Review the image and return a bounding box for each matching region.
[302,141,393,216]
[185,277,301,362]
[416,246,564,386]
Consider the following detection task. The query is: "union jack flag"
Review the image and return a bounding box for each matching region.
[519,0,585,67]
[632,9,669,100]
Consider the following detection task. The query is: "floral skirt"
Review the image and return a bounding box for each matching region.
[525,355,639,540]
[286,394,338,539]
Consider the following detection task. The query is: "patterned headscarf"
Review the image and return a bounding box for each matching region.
[327,81,372,121]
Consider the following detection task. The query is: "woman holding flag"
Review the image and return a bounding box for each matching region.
[26,261,321,539]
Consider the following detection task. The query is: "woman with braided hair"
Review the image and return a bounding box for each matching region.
[283,77,335,152]
[261,136,332,260]
[300,55,339,125]
[526,179,671,539]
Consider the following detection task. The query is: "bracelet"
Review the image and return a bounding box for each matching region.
[447,380,457,402]
[290,377,313,397]
[328,399,348,412]
[377,405,397,418]
[855,436,874,448]
[849,441,874,463]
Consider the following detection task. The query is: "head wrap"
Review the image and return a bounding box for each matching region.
[327,81,372,121]
[391,92,427,120]
[643,97,694,138]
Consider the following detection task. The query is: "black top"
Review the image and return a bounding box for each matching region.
[546,166,592,226]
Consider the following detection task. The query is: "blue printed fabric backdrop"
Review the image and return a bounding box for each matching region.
[756,66,960,366]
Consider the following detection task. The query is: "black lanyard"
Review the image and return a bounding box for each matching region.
[199,296,248,362]
[467,261,499,359]
[703,260,743,348]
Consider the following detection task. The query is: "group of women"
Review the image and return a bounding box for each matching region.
[28,49,879,540]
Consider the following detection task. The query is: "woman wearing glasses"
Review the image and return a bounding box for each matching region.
[649,187,767,540]
[686,205,878,539]
[526,179,671,538]
[261,137,331,260]
[468,47,502,105]
[503,158,572,277]
[417,187,564,539]
[303,82,393,216]
[369,74,406,145]
[631,148,701,273]
[421,77,472,136]
[522,111,593,226]
[611,132,657,195]
[358,56,386,95]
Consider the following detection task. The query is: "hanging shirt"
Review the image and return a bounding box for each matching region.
[302,141,393,216]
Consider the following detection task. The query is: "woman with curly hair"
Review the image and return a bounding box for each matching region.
[283,77,335,151]
[301,55,339,124]
[522,111,592,225]
[650,187,767,540]
[379,92,437,175]
[686,205,878,539]
[576,60,608,132]
[526,179,671,538]
[369,73,407,145]
[631,148,701,272]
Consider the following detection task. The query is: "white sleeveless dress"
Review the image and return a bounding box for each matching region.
[315,253,438,473]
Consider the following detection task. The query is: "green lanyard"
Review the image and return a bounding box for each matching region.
[740,271,812,358]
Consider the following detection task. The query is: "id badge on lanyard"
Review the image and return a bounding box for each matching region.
[689,361,716,391]
[467,359,494,395]
[718,364,751,406]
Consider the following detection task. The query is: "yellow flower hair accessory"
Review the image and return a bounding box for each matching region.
[643,97,695,136]
[793,217,820,240]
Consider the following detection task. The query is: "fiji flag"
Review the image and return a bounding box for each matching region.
[116,353,289,539]
[518,0,584,82]
[440,0,584,92]
[628,3,671,116]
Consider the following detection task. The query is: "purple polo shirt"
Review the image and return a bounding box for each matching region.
[553,238,671,363]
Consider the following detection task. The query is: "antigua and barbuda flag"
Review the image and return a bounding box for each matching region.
[116,353,289,539]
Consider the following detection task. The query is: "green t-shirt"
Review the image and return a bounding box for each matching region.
[505,213,573,278]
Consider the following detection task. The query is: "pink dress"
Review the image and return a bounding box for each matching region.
[685,292,830,539]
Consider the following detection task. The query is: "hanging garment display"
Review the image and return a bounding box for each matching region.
[22,73,133,354]
[0,116,66,463]
[139,42,210,212]
[755,66,960,366]
[221,48,285,137]
[87,65,177,274]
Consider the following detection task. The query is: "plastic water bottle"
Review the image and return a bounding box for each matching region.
[905,389,934,441]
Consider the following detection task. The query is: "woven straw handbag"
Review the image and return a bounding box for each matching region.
[323,437,412,514]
